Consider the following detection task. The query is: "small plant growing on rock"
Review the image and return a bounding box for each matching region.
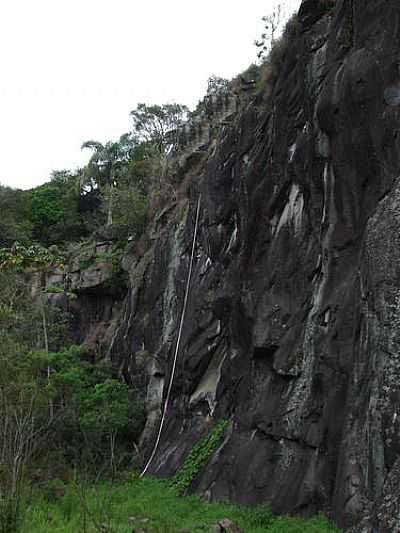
[170,420,229,494]
[256,12,301,99]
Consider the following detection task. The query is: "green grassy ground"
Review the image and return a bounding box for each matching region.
[23,477,339,533]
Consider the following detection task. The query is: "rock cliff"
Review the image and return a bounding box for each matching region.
[51,0,400,530]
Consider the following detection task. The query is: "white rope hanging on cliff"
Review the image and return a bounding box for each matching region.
[140,194,202,477]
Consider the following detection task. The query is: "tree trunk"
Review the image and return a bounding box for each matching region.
[107,182,113,227]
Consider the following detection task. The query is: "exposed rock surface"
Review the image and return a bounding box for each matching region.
[52,0,400,530]
[212,518,243,533]
[44,234,127,359]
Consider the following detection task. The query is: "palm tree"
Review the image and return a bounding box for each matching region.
[81,134,133,227]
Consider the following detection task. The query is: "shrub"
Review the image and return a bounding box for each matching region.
[102,182,149,241]
[0,342,146,499]
[42,349,146,474]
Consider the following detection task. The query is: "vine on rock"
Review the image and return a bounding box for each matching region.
[170,420,229,494]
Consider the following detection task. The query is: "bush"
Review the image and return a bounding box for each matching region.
[0,342,146,504]
[29,171,87,246]
[107,182,149,241]
[0,186,32,247]
[40,348,146,474]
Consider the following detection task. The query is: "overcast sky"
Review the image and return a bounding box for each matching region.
[0,0,301,190]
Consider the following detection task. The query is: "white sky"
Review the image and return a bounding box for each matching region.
[0,0,301,189]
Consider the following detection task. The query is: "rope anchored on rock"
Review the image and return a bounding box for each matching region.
[140,194,202,477]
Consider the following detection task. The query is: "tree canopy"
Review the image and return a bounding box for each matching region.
[0,97,205,249]
[130,103,189,153]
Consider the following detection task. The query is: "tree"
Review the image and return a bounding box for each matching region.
[240,63,261,83]
[255,3,289,61]
[81,134,134,227]
[79,378,134,477]
[125,141,159,193]
[33,347,145,473]
[111,181,149,240]
[0,186,32,247]
[0,271,73,531]
[0,377,51,498]
[29,170,85,245]
[130,103,189,153]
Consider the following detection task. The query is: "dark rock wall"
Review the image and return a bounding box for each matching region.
[104,1,400,530]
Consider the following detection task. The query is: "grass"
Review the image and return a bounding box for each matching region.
[21,477,339,533]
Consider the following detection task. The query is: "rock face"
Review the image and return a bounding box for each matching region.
[62,0,400,530]
[44,234,127,360]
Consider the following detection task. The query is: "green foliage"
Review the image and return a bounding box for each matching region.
[0,343,145,492]
[43,283,64,294]
[23,477,339,533]
[82,140,118,228]
[0,242,64,271]
[32,347,146,471]
[241,63,261,83]
[0,496,22,533]
[81,133,149,230]
[267,515,338,532]
[1,97,194,250]
[130,102,189,153]
[171,420,229,494]
[29,170,87,246]
[0,186,32,247]
[78,256,95,271]
[0,269,72,356]
[40,479,66,504]
[81,135,134,193]
[43,283,75,298]
[237,504,274,528]
[125,141,160,192]
[0,266,144,501]
[110,182,149,240]
[79,378,134,438]
[72,241,128,293]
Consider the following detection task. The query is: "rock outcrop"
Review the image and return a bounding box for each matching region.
[52,0,400,530]
[44,233,127,360]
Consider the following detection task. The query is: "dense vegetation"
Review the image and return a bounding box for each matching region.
[0,103,191,251]
[0,266,145,532]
